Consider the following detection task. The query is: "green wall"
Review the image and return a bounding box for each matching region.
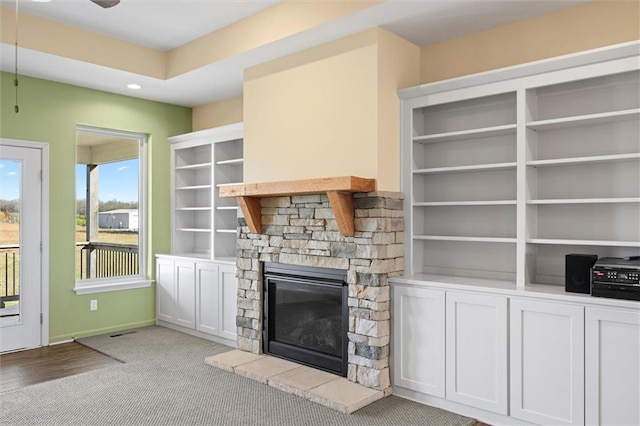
[0,72,192,342]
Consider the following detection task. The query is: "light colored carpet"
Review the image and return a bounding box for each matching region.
[0,326,475,426]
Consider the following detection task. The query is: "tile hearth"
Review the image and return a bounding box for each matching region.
[205,350,383,413]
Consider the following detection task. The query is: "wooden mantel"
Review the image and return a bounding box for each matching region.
[219,176,376,236]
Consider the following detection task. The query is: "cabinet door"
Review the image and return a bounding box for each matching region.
[446,291,508,414]
[510,299,584,425]
[393,285,445,397]
[195,262,219,335]
[155,258,175,323]
[218,264,238,341]
[174,261,196,329]
[586,307,640,426]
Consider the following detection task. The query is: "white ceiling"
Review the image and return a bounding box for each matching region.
[0,0,589,107]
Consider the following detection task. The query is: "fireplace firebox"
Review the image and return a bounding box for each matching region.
[263,263,348,376]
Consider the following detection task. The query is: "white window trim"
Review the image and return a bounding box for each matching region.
[74,277,153,295]
[73,125,149,294]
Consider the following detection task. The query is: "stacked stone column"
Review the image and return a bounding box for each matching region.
[235,191,404,393]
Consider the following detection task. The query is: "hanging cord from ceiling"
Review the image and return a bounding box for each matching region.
[14,0,19,113]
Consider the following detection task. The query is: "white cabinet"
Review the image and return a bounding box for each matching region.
[510,298,584,425]
[392,285,508,414]
[392,279,640,426]
[155,255,237,345]
[169,123,243,260]
[446,291,508,414]
[392,285,445,397]
[586,307,640,426]
[156,256,197,329]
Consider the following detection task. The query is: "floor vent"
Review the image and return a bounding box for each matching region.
[109,331,137,338]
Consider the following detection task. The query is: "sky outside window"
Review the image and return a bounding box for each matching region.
[0,160,21,201]
[1,159,137,202]
[76,159,139,203]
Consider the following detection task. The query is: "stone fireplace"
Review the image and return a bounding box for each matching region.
[234,191,404,394]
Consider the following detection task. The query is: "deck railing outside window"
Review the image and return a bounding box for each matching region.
[1,242,138,312]
[0,245,19,309]
[76,242,139,279]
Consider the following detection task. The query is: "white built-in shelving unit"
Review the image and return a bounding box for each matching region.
[168,123,243,261]
[389,42,640,425]
[408,91,519,283]
[399,42,640,293]
[156,123,242,347]
[523,69,639,288]
[393,43,640,426]
[213,136,244,260]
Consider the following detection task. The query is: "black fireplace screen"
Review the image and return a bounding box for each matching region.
[263,263,348,376]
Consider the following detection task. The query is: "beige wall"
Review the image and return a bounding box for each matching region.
[420,0,640,84]
[377,31,420,191]
[243,28,419,191]
[192,96,243,131]
[244,30,379,186]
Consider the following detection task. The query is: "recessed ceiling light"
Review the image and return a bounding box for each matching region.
[127,84,142,90]
[32,0,52,3]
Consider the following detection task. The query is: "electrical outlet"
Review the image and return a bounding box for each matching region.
[90,299,98,311]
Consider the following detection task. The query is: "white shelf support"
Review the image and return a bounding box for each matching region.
[516,88,529,289]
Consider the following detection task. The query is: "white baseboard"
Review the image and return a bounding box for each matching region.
[51,339,75,345]
[156,320,238,348]
[392,386,538,426]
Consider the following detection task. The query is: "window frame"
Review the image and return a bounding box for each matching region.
[73,125,151,295]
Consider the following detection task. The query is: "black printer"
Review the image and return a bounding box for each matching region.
[591,257,640,302]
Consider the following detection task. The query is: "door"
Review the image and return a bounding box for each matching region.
[446,291,508,414]
[586,306,640,426]
[174,260,196,328]
[218,264,237,341]
[155,257,175,323]
[510,298,584,425]
[0,143,43,352]
[196,261,219,335]
[392,285,445,397]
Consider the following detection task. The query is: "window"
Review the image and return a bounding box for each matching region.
[74,126,150,294]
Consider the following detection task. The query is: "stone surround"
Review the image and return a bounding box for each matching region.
[235,191,404,394]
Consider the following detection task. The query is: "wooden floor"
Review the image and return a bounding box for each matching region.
[0,342,122,392]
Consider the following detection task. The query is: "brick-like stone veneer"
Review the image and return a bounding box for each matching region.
[235,191,404,393]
